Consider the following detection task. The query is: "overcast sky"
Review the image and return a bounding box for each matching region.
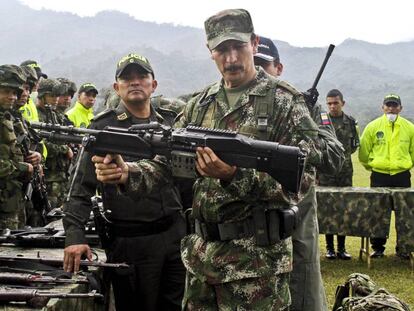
[20,0,414,47]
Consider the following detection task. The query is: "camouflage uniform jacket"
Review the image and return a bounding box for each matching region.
[175,68,322,284]
[319,112,358,186]
[37,106,71,181]
[0,109,29,229]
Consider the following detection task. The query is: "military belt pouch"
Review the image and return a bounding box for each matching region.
[195,206,299,246]
[109,214,176,237]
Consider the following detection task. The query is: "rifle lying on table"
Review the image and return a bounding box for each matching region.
[0,287,103,307]
[30,122,306,193]
[0,228,100,248]
[0,256,129,269]
[0,272,89,285]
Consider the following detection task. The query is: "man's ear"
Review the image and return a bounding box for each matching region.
[252,35,260,53]
[152,79,158,93]
[113,82,119,94]
[206,43,214,60]
[276,63,284,76]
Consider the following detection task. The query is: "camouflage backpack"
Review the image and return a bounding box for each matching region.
[333,273,411,311]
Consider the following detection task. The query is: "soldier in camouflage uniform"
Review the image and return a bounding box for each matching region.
[94,11,327,309]
[37,78,74,209]
[254,36,345,311]
[319,89,359,260]
[56,77,77,114]
[0,65,35,229]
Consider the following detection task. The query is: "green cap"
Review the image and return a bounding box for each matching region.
[20,65,38,87]
[78,82,98,95]
[383,93,401,106]
[116,53,154,79]
[20,60,47,79]
[204,9,254,50]
[0,64,26,91]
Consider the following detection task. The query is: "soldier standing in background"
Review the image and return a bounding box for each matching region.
[0,65,33,229]
[19,60,48,123]
[65,83,98,128]
[319,89,359,260]
[56,77,77,114]
[37,78,73,209]
[254,36,344,311]
[63,53,186,311]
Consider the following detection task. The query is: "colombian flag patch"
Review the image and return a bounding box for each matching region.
[320,112,331,125]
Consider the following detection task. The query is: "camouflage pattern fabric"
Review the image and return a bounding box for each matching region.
[319,112,358,186]
[389,188,414,253]
[339,288,411,311]
[316,187,392,237]
[0,111,27,230]
[176,67,322,310]
[183,272,290,311]
[37,107,71,209]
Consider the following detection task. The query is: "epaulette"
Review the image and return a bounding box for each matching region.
[276,80,302,97]
[347,114,358,125]
[92,109,114,122]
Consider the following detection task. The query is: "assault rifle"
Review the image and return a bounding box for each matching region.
[302,44,335,108]
[0,287,102,307]
[0,256,129,269]
[15,117,52,224]
[30,122,306,193]
[0,272,89,285]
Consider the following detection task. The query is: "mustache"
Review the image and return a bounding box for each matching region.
[224,65,244,72]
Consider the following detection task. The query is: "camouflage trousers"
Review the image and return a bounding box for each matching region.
[46,180,68,209]
[0,192,26,230]
[183,272,290,311]
[289,186,328,311]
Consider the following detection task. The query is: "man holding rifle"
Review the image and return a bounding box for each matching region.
[95,9,324,310]
[62,53,186,311]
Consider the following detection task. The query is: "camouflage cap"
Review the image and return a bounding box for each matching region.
[57,77,77,97]
[0,64,26,91]
[78,82,98,95]
[204,9,254,50]
[20,65,39,87]
[115,53,154,79]
[20,60,48,79]
[37,78,61,98]
[383,93,401,106]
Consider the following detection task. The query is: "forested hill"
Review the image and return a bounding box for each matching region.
[2,0,414,127]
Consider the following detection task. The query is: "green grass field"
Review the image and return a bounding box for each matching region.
[319,154,414,309]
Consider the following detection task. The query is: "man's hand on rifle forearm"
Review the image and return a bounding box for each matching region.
[63,244,92,273]
[92,154,129,184]
[196,147,237,181]
[25,151,42,167]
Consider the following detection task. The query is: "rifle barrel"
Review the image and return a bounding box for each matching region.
[311,44,335,90]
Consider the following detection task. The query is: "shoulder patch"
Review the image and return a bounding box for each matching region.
[276,80,302,96]
[320,112,332,125]
[92,109,114,122]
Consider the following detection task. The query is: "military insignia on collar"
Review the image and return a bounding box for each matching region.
[320,112,331,125]
[117,112,128,120]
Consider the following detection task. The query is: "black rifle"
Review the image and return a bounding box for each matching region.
[0,256,129,269]
[14,117,52,224]
[303,44,335,108]
[0,272,89,285]
[0,287,102,307]
[30,122,306,193]
[91,196,112,249]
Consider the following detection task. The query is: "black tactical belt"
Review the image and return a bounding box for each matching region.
[194,206,298,246]
[109,213,177,237]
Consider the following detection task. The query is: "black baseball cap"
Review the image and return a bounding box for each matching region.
[78,83,98,94]
[115,53,154,79]
[20,60,48,79]
[254,36,280,63]
[383,94,401,106]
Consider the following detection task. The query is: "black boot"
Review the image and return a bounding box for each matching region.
[325,234,336,259]
[337,249,352,260]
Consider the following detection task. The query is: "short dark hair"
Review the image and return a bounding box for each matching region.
[327,89,344,102]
